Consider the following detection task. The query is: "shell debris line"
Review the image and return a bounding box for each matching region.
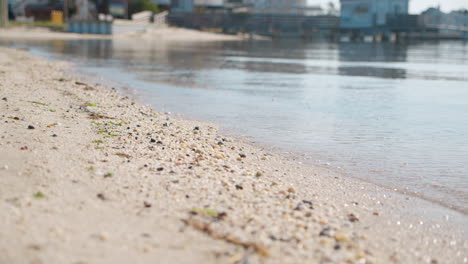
[0,47,466,264]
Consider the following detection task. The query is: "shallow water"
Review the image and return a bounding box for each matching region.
[2,38,467,213]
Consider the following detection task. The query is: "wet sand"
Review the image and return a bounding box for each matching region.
[0,47,467,264]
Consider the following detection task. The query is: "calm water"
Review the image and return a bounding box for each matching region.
[2,38,467,213]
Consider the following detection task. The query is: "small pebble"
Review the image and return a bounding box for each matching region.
[348,213,359,222]
[235,184,243,190]
[157,167,164,171]
[27,125,35,129]
[319,227,332,237]
[239,153,246,158]
[303,200,313,206]
[27,244,41,251]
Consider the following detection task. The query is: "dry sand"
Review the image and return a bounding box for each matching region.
[0,47,467,264]
[0,26,112,40]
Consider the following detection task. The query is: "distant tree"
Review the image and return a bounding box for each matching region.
[128,0,159,15]
[327,1,338,16]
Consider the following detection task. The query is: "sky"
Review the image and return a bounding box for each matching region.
[308,0,468,14]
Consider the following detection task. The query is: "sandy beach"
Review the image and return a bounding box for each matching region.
[0,46,467,264]
[0,25,259,41]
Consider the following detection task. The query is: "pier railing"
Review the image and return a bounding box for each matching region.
[167,12,339,38]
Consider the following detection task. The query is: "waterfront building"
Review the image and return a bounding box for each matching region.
[420,7,468,29]
[340,0,409,29]
[167,0,310,15]
[245,0,308,15]
[419,7,468,38]
[10,0,48,17]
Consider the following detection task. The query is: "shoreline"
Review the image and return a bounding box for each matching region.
[0,25,264,41]
[71,61,468,216]
[1,47,467,263]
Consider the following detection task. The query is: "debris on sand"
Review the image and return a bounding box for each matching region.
[115,153,131,159]
[29,101,48,106]
[88,113,112,120]
[348,214,359,223]
[182,218,269,257]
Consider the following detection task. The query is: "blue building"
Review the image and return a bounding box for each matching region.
[170,0,194,13]
[340,0,408,29]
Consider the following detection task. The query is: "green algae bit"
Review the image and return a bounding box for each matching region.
[34,192,46,199]
[29,101,48,106]
[92,140,104,144]
[109,121,122,126]
[191,208,218,217]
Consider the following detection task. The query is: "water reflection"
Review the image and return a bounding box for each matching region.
[6,38,468,81]
[338,42,409,62]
